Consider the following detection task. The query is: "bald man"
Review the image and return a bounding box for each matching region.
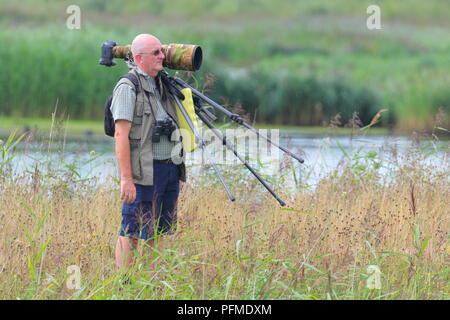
[110,34,186,275]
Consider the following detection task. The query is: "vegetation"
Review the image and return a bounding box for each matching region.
[0,0,449,129]
[0,122,448,299]
[0,0,448,301]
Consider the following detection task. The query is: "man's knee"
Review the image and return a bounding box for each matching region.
[118,236,139,250]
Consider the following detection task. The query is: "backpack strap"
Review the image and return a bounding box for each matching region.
[123,71,159,118]
[119,72,140,94]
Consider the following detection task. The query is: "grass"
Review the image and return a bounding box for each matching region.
[0,124,448,300]
[0,1,449,129]
[0,116,105,136]
[0,115,394,140]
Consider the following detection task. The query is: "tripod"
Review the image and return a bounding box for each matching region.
[160,71,305,206]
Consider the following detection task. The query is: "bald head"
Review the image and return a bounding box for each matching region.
[131,34,161,56]
[130,34,165,78]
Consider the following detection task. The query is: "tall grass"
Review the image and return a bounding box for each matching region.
[3,0,450,22]
[0,122,448,299]
[0,27,135,119]
[0,1,450,129]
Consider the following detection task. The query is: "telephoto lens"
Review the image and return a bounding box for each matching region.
[100,41,203,71]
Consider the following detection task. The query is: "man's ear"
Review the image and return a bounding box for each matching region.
[133,54,141,65]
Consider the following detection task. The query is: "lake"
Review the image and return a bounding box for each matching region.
[6,129,450,190]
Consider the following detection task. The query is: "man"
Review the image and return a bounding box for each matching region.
[110,34,186,272]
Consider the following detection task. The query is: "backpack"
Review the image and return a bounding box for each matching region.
[104,73,140,137]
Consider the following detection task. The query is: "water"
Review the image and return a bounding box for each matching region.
[7,131,450,188]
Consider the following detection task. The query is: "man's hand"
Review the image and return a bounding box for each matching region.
[120,178,136,204]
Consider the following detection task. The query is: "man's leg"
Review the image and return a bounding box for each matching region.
[138,163,179,270]
[139,197,161,272]
[159,163,180,235]
[117,184,147,271]
[136,198,159,270]
[115,236,138,270]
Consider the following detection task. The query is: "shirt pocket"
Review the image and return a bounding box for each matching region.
[129,139,142,180]
[129,98,144,140]
[134,95,145,117]
[129,118,142,140]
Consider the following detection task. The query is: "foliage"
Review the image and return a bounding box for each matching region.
[0,1,449,128]
[0,117,448,299]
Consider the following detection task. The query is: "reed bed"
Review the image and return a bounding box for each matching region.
[0,130,448,299]
[1,0,450,129]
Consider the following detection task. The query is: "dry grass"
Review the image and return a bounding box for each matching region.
[0,138,448,300]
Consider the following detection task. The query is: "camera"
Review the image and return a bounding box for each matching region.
[152,118,176,143]
[99,41,203,71]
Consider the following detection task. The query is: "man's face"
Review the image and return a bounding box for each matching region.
[135,40,165,77]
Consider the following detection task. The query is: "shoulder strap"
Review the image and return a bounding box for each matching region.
[120,73,140,93]
[124,71,159,118]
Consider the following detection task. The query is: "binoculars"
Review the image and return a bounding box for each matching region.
[152,118,177,143]
[99,40,203,71]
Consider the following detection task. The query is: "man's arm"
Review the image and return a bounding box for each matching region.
[115,120,136,204]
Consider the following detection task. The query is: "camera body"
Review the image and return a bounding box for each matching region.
[152,118,176,143]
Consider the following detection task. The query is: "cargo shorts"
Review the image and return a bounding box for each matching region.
[119,162,180,240]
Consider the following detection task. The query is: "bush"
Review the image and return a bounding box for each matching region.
[205,68,383,126]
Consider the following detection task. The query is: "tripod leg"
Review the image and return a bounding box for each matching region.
[171,76,304,164]
[196,108,286,207]
[172,92,236,202]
